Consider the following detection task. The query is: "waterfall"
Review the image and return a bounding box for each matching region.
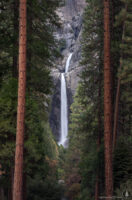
[65,53,73,73]
[59,53,73,147]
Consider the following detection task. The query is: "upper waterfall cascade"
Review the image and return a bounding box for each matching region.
[65,53,73,73]
[59,53,73,147]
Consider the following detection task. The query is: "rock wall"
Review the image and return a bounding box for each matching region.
[63,0,86,20]
[50,0,86,141]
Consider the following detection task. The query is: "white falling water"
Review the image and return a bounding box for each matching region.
[59,53,73,147]
[65,53,73,73]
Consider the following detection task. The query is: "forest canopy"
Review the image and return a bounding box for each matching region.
[0,0,132,200]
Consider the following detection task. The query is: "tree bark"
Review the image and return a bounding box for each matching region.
[13,0,27,200]
[103,0,113,197]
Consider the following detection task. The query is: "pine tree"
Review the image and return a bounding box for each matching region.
[13,0,27,199]
[103,0,113,197]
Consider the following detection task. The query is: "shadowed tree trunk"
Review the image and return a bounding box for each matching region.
[103,0,113,197]
[13,0,27,200]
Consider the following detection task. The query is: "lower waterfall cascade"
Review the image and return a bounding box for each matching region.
[59,53,73,147]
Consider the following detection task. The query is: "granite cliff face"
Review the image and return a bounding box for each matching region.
[50,0,86,141]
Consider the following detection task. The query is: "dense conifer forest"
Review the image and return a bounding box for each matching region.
[0,0,132,200]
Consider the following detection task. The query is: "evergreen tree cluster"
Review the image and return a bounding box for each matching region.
[0,0,132,199]
[62,0,132,199]
[0,0,62,199]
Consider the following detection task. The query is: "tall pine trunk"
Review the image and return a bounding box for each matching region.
[103,0,113,197]
[13,0,27,200]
